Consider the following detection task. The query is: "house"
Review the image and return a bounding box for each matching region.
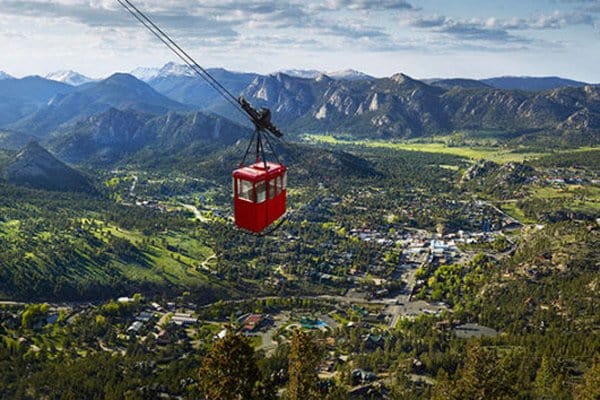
[127,321,144,334]
[363,333,385,349]
[351,369,377,385]
[216,328,229,340]
[136,311,154,322]
[170,313,197,326]
[118,297,134,303]
[240,314,265,332]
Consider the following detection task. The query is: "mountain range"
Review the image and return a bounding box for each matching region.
[6,73,190,137]
[0,63,599,175]
[48,107,249,165]
[238,72,600,142]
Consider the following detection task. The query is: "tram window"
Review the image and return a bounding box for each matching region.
[282,171,287,190]
[267,179,275,199]
[275,177,281,196]
[256,181,266,203]
[238,179,253,202]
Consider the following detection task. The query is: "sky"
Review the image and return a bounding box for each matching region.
[0,0,599,82]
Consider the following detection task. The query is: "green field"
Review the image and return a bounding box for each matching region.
[305,134,600,164]
[84,219,215,285]
[530,186,600,213]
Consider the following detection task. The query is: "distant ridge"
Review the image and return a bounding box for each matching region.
[278,68,374,81]
[425,78,492,90]
[481,76,590,91]
[0,76,74,126]
[7,73,191,136]
[2,141,94,192]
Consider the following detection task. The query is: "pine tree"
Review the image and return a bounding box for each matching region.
[534,355,568,400]
[432,342,517,400]
[286,330,322,400]
[198,332,262,400]
[431,368,456,400]
[573,355,600,400]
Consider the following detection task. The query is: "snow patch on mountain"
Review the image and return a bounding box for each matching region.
[277,69,373,81]
[328,69,374,81]
[45,70,95,86]
[156,62,195,78]
[131,62,196,81]
[0,71,14,80]
[279,69,324,79]
[130,66,161,82]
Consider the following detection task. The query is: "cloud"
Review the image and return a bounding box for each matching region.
[405,10,596,46]
[0,0,395,43]
[407,16,528,43]
[0,0,239,40]
[319,0,415,11]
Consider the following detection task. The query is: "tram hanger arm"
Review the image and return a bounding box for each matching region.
[238,96,284,138]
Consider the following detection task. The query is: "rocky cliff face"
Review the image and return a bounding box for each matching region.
[3,70,599,150]
[237,73,600,142]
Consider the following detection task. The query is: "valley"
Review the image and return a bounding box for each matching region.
[0,65,598,399]
[2,132,598,398]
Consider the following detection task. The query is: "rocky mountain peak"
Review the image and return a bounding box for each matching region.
[390,73,416,85]
[315,73,333,83]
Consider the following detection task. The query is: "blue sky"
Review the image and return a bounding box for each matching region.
[0,0,598,81]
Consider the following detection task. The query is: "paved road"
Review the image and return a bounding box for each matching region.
[129,175,138,197]
[258,313,289,356]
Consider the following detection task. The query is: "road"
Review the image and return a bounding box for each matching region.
[481,199,523,226]
[181,203,208,222]
[384,262,449,329]
[257,313,289,356]
[129,175,138,197]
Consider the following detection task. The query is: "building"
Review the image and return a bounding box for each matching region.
[127,321,144,334]
[170,313,197,326]
[240,314,265,332]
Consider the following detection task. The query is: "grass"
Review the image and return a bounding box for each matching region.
[497,185,600,224]
[305,134,600,164]
[531,185,600,214]
[498,202,533,224]
[531,185,600,200]
[82,218,215,286]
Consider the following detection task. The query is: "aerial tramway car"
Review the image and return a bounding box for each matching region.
[231,97,287,233]
[118,0,288,234]
[233,161,287,233]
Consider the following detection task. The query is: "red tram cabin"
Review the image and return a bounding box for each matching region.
[233,162,287,233]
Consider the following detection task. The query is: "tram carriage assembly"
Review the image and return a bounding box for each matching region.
[233,162,287,233]
[117,0,288,234]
